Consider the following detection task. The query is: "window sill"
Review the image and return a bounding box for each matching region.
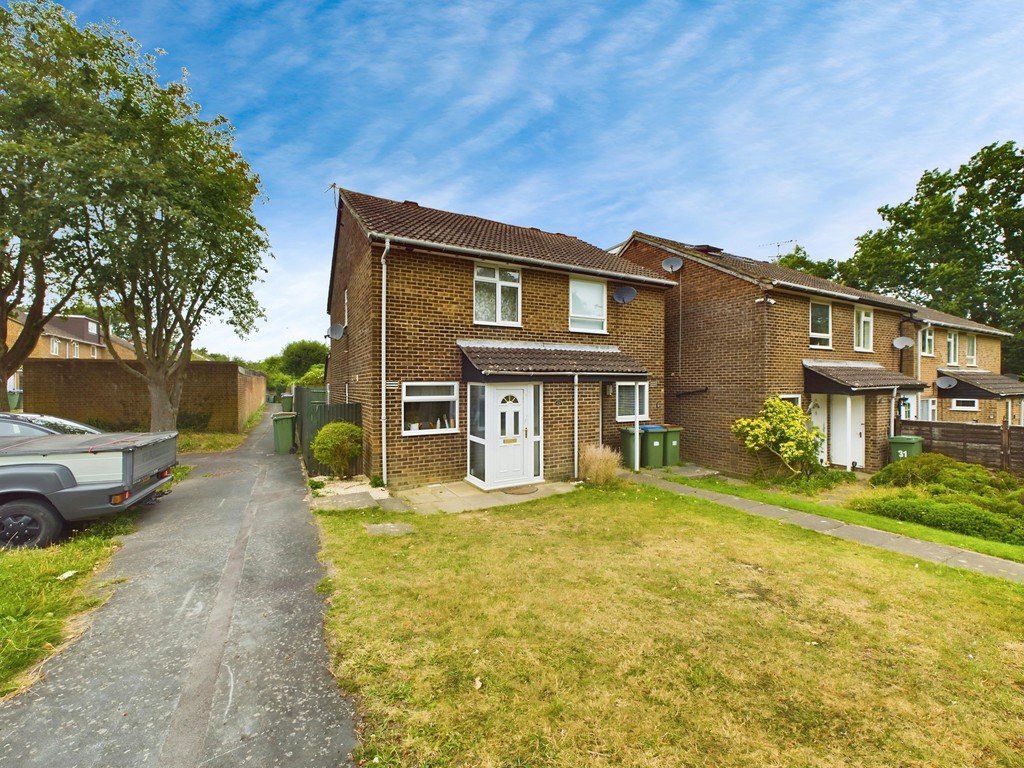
[808,344,833,350]
[402,427,460,437]
[921,353,935,357]
[474,321,522,328]
[853,347,873,353]
[569,328,609,335]
[615,416,650,424]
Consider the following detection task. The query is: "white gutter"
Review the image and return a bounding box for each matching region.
[573,374,579,480]
[365,232,675,287]
[380,238,392,485]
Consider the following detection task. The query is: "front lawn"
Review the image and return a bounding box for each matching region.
[316,485,1024,767]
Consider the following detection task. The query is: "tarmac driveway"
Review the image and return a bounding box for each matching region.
[0,413,358,767]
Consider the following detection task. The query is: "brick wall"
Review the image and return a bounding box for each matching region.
[328,220,665,488]
[23,360,266,432]
[911,329,1008,424]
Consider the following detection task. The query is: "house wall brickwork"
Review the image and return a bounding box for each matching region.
[620,240,920,474]
[911,329,1010,424]
[23,360,265,432]
[328,219,665,488]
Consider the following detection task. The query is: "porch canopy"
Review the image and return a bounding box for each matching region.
[803,360,926,395]
[458,340,647,382]
[936,368,1024,399]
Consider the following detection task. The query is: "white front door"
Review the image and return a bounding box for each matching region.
[492,387,528,486]
[829,395,865,470]
[467,383,543,490]
[809,394,828,465]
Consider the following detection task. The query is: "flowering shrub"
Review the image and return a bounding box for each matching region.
[731,397,823,475]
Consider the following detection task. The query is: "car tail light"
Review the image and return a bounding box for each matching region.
[110,490,132,505]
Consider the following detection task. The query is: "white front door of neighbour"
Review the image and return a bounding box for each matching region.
[809,394,828,465]
[829,395,865,470]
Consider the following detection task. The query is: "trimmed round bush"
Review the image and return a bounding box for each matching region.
[311,421,362,478]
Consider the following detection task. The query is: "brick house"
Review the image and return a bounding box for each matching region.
[617,233,936,474]
[904,305,1024,425]
[325,190,673,489]
[5,313,135,392]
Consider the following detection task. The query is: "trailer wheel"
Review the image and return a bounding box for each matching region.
[0,499,64,548]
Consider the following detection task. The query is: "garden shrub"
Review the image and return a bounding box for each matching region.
[311,421,362,478]
[870,453,994,495]
[779,467,857,495]
[580,444,621,486]
[851,494,1024,545]
[731,397,823,476]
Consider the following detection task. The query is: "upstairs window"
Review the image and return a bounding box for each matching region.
[920,327,934,356]
[947,331,959,366]
[474,264,520,326]
[854,307,873,352]
[965,334,977,366]
[809,302,831,348]
[569,278,607,333]
[50,338,60,356]
[615,381,648,422]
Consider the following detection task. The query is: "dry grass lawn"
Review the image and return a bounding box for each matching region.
[316,483,1024,767]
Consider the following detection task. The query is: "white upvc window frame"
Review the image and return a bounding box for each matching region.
[778,394,802,407]
[920,327,934,356]
[569,277,607,334]
[474,263,521,327]
[50,337,60,356]
[808,302,832,348]
[401,382,460,436]
[72,342,80,358]
[951,398,979,411]
[965,334,977,367]
[947,331,959,366]
[615,381,649,423]
[920,397,938,421]
[853,306,873,352]
[90,346,98,359]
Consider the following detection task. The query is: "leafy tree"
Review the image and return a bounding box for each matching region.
[280,340,328,378]
[845,142,1024,373]
[773,244,842,281]
[731,396,823,476]
[296,363,325,386]
[0,0,130,408]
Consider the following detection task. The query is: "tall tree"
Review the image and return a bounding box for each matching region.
[280,340,329,378]
[845,142,1024,373]
[772,244,842,281]
[82,67,269,430]
[0,0,129,408]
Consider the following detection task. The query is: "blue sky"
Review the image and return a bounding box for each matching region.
[60,0,1024,361]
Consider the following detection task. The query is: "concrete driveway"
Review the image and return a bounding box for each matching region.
[0,413,358,767]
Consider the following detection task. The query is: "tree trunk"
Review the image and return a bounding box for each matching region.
[147,376,179,432]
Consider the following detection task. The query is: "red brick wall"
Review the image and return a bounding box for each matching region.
[328,222,666,488]
[23,360,266,432]
[910,329,1008,424]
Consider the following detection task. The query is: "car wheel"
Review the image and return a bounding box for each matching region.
[0,499,64,548]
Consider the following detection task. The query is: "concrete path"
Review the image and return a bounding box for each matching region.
[633,467,1024,584]
[0,413,357,767]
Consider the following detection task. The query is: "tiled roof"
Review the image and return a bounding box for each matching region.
[804,361,926,392]
[458,340,647,376]
[907,305,1010,337]
[340,189,671,284]
[938,369,1024,396]
[632,233,918,310]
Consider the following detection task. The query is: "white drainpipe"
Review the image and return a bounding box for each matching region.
[573,374,579,480]
[890,386,898,438]
[634,382,641,471]
[380,238,392,485]
[846,395,854,471]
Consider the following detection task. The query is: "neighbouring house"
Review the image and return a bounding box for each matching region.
[325,190,674,489]
[616,233,936,474]
[904,304,1024,425]
[5,313,135,392]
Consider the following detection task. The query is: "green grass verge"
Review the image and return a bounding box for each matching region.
[316,485,1024,767]
[664,473,1024,564]
[0,513,135,697]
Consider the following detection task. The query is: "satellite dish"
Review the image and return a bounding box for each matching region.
[612,286,637,304]
[661,256,683,273]
[327,324,346,340]
[935,376,957,390]
[892,336,914,350]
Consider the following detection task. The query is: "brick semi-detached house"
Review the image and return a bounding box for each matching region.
[616,232,1024,475]
[326,190,674,489]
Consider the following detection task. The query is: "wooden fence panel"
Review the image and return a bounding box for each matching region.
[297,394,362,477]
[900,420,1021,472]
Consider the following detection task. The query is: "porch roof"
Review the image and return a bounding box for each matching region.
[457,340,647,380]
[803,361,926,395]
[937,369,1024,398]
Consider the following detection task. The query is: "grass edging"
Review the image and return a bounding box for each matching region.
[662,473,1024,564]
